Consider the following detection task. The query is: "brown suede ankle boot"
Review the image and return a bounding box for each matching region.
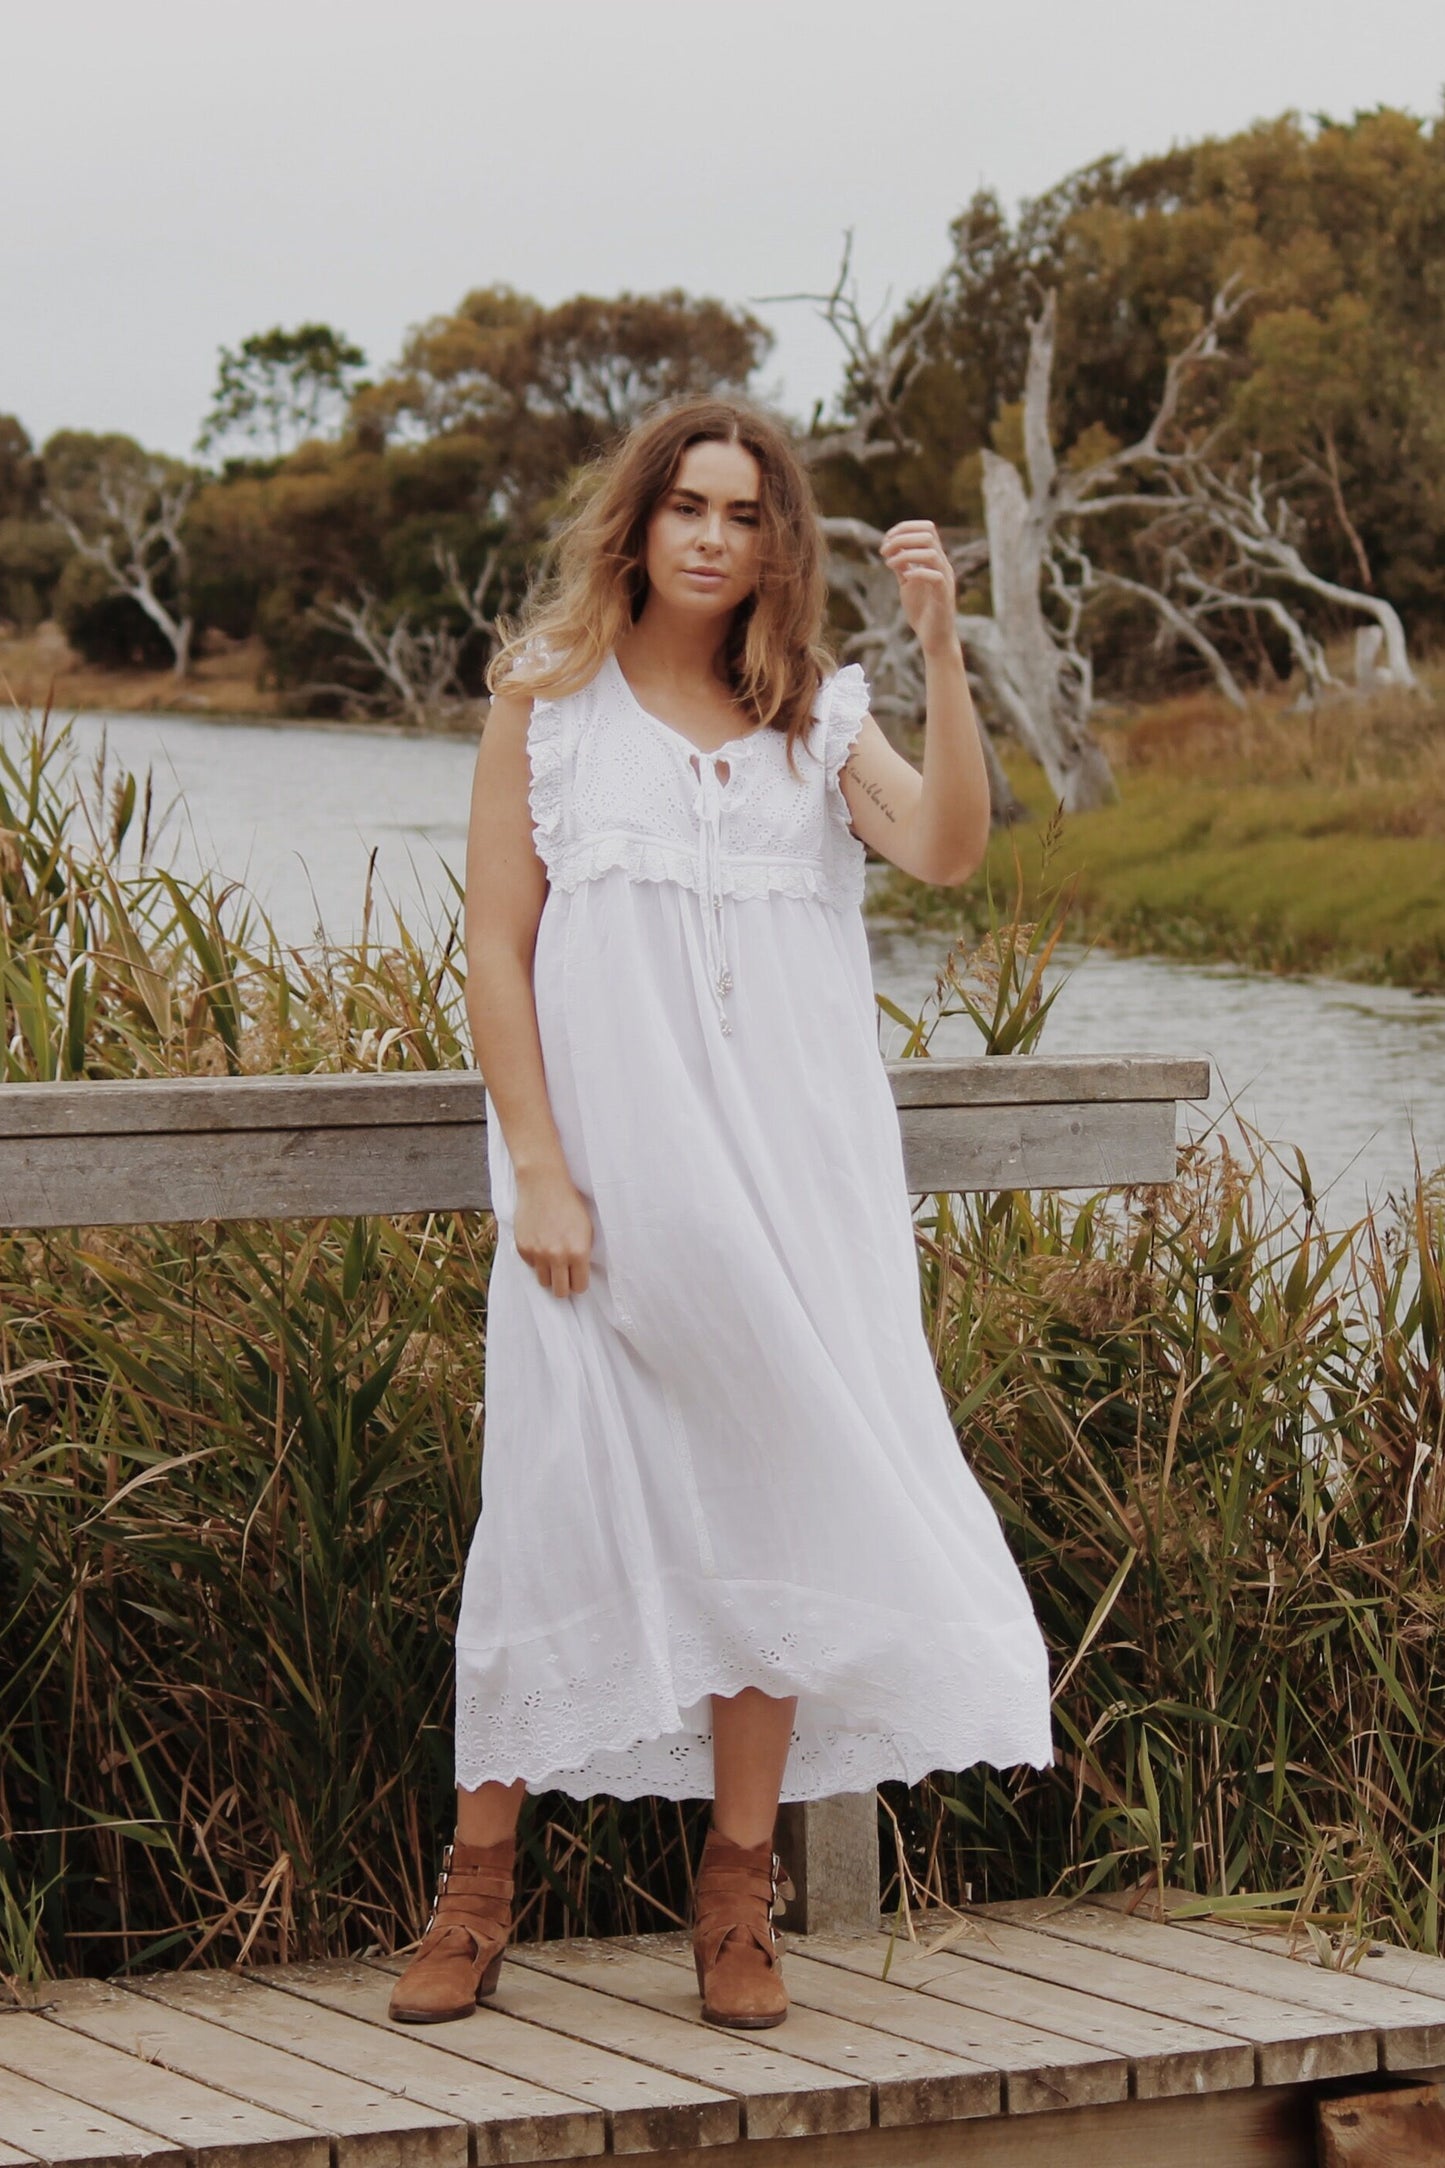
[388,1835,516,2023]
[691,1823,790,2028]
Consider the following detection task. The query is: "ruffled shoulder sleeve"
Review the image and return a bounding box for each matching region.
[525,692,566,868]
[820,662,872,785]
[512,636,566,869]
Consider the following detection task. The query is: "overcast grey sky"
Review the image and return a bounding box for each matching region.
[7,1,1443,458]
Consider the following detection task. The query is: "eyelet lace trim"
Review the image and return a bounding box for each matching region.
[823,662,871,785]
[524,656,872,916]
[526,691,567,863]
[544,836,836,905]
[455,1577,1053,1802]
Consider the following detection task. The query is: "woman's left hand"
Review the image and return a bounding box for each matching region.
[878,519,958,657]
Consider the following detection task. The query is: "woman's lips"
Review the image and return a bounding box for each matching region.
[684,568,726,583]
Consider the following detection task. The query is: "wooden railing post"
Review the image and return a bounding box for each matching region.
[775,1795,881,1935]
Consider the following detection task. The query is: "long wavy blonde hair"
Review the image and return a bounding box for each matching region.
[485,395,836,772]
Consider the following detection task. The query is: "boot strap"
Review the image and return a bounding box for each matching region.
[696,1847,789,1916]
[423,1841,515,1935]
[696,1910,780,1972]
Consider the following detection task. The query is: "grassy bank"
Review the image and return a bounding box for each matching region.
[872,677,1445,991]
[2,707,1443,1984]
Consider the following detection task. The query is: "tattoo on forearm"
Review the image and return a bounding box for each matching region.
[843,759,897,822]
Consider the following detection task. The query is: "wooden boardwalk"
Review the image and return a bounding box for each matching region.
[3,1903,1444,2166]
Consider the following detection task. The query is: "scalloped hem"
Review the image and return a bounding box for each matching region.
[453,1589,1053,1802]
[455,1692,1054,1802]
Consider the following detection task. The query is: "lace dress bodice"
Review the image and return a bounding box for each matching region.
[526,648,872,1033]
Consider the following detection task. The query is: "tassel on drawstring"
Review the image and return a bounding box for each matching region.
[691,753,734,1036]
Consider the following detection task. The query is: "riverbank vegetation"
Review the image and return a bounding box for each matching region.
[2,714,1441,1985]
[872,668,1445,990]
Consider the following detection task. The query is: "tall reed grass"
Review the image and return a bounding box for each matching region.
[1,706,1441,1989]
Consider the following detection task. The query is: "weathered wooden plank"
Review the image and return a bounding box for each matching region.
[41,1979,456,2165]
[0,2056,184,2168]
[511,1936,997,2128]
[0,1125,486,1227]
[962,1904,1378,2084]
[0,1058,1210,1138]
[124,1967,599,2166]
[899,1098,1177,1189]
[800,1926,1253,2099]
[1318,2082,1445,2166]
[0,1074,477,1137]
[3,1997,325,2167]
[887,1055,1211,1109]
[0,1106,1182,1226]
[1147,1907,1445,2013]
[327,1956,740,2156]
[489,2077,1317,2167]
[464,1946,869,2142]
[0,1105,1185,1226]
[1058,1899,1445,2071]
[643,1926,1127,2117]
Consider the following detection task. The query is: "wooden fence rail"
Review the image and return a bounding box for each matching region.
[0,1052,1210,1935]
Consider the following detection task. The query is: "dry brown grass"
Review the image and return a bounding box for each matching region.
[1095,669,1445,840]
[0,625,287,721]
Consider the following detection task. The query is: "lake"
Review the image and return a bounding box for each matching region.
[19,707,1445,1226]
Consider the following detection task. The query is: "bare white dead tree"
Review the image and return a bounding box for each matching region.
[1053,543,1248,711]
[312,592,467,726]
[433,540,505,644]
[790,245,1419,818]
[760,231,948,469]
[1061,445,1417,703]
[775,248,1125,811]
[45,456,197,677]
[1156,456,1416,692]
[312,544,507,726]
[971,279,1255,807]
[819,514,1027,823]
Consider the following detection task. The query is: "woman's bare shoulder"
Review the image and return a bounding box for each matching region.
[481,683,538,741]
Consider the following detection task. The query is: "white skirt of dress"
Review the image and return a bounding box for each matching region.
[454,868,1054,1800]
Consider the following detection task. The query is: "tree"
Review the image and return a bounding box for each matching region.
[792,243,1121,811]
[198,324,367,461]
[879,104,1445,628]
[0,416,68,631]
[310,542,507,726]
[354,285,773,541]
[43,434,197,676]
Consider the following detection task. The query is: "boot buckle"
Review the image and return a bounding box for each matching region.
[422,1842,455,1938]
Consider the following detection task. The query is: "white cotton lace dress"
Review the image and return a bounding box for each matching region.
[453,646,1054,1802]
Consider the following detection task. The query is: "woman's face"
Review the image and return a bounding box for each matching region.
[642,438,763,618]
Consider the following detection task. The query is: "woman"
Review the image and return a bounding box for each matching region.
[389,394,1052,2032]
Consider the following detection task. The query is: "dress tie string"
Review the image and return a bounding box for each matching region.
[690,752,733,1036]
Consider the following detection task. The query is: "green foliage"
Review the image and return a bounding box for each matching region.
[0,418,67,632]
[198,324,368,462]
[1,706,1442,1976]
[358,283,771,508]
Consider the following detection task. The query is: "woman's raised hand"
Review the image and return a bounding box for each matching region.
[514,1167,594,1297]
[878,519,959,657]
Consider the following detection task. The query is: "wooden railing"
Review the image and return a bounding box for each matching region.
[0,1052,1210,1933]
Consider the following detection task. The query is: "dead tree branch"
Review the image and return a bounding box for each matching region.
[45,459,197,677]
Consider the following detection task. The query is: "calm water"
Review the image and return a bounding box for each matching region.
[23,708,1445,1224]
